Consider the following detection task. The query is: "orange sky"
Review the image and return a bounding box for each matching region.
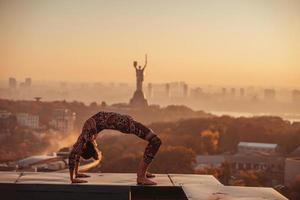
[0,0,299,86]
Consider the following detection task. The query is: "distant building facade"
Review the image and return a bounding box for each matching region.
[0,110,12,119]
[49,109,76,133]
[231,142,283,185]
[195,155,226,170]
[229,154,284,172]
[284,157,300,186]
[237,142,278,155]
[195,142,284,186]
[16,113,39,129]
[0,110,17,131]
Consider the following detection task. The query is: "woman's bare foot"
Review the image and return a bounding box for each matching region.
[137,177,157,185]
[146,171,155,178]
[76,173,90,178]
[71,178,88,183]
[137,160,156,184]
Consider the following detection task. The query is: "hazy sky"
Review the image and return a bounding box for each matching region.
[0,0,299,86]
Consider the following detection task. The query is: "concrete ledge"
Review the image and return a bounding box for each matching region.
[0,172,288,200]
[0,183,130,200]
[182,184,288,200]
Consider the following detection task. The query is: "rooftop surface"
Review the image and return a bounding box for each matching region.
[238,142,278,148]
[0,172,288,200]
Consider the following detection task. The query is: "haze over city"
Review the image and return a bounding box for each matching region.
[0,1,300,199]
[1,0,300,86]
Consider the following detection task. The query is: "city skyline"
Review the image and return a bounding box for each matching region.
[0,0,299,87]
[1,76,300,88]
[0,1,299,198]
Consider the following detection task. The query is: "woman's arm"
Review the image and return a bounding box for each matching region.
[69,153,87,183]
[69,139,87,183]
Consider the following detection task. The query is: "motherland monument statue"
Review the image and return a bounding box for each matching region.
[129,54,148,107]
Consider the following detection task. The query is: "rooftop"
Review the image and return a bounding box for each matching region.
[0,172,287,200]
[17,155,61,168]
[196,155,225,162]
[289,146,300,157]
[238,142,278,149]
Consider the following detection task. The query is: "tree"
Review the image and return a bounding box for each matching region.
[150,146,196,174]
[200,130,219,154]
[89,102,98,108]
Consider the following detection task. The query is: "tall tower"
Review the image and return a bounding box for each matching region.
[8,77,17,89]
[165,83,170,98]
[183,83,188,98]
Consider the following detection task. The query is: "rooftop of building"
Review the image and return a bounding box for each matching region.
[286,157,300,161]
[195,155,225,163]
[289,146,300,157]
[238,142,278,149]
[0,171,287,200]
[17,155,60,168]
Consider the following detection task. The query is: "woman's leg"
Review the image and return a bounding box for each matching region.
[137,135,161,185]
[110,114,162,184]
[130,121,162,185]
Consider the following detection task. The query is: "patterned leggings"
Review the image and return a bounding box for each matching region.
[128,120,162,164]
[69,113,162,170]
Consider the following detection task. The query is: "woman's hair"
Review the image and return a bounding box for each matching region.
[81,141,100,160]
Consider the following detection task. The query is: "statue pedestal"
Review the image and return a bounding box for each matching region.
[129,90,148,108]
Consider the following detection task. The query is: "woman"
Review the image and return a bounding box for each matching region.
[69,111,162,185]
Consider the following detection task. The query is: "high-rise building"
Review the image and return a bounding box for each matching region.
[165,83,170,98]
[25,78,31,87]
[292,90,300,103]
[240,88,245,97]
[183,83,188,97]
[264,89,276,100]
[222,88,226,95]
[19,78,32,88]
[231,88,236,97]
[8,77,17,89]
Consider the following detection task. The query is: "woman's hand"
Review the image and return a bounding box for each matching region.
[72,178,88,183]
[76,173,90,178]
